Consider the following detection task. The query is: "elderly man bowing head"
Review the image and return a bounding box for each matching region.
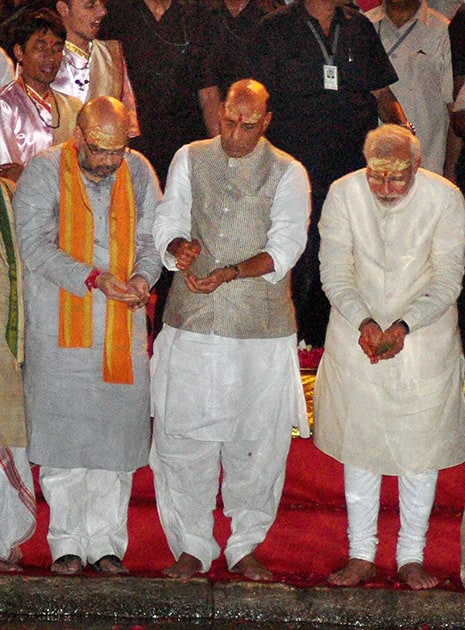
[314,124,465,590]
[150,79,311,582]
[14,96,162,576]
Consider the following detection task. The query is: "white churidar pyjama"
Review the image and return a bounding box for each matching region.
[344,464,438,569]
[39,467,132,564]
[150,417,292,572]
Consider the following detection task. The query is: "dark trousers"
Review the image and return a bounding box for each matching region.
[291,191,330,348]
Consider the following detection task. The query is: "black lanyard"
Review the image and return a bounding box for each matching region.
[307,20,340,65]
[378,19,418,57]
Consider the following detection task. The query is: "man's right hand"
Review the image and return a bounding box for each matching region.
[0,162,23,182]
[358,319,384,364]
[167,238,201,271]
[95,272,139,302]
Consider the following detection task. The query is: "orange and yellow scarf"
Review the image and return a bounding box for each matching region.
[58,138,136,384]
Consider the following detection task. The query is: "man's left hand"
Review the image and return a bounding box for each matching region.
[127,274,150,310]
[184,267,235,293]
[374,322,407,360]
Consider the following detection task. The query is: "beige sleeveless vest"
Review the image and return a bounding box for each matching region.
[51,91,82,146]
[163,136,297,339]
[88,40,124,101]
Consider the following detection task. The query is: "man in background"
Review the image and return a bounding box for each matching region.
[250,0,409,347]
[53,0,139,137]
[366,0,454,176]
[0,7,80,181]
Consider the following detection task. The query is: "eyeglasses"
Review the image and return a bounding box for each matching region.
[80,127,128,158]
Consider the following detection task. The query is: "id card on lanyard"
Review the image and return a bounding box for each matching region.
[307,19,340,91]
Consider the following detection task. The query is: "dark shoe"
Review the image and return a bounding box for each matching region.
[51,554,83,575]
[92,554,128,574]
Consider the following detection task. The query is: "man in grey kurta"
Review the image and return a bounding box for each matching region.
[314,124,465,590]
[14,97,162,575]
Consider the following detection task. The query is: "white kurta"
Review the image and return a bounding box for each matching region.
[314,168,465,475]
[14,147,162,472]
[366,1,453,174]
[151,144,311,440]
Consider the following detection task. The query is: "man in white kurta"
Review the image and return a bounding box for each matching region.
[366,0,453,175]
[150,79,310,581]
[14,97,162,575]
[314,124,465,590]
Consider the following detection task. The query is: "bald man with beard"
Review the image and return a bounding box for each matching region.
[14,96,162,575]
[150,79,310,582]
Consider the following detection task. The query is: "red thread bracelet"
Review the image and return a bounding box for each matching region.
[85,269,102,291]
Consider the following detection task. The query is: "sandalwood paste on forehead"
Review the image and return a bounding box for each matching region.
[366,157,412,172]
[224,102,262,124]
[84,125,128,150]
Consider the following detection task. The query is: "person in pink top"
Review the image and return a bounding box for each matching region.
[0,7,80,181]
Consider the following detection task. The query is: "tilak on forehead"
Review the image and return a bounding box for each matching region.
[81,109,129,150]
[366,156,412,172]
[225,101,262,124]
[84,125,128,149]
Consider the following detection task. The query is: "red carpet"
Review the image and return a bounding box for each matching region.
[19,438,465,591]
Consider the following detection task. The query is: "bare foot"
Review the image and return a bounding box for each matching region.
[51,554,83,575]
[398,562,438,590]
[0,560,22,572]
[231,554,273,581]
[162,553,202,582]
[92,555,129,574]
[328,558,376,586]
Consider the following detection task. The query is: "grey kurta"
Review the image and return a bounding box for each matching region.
[13,147,162,471]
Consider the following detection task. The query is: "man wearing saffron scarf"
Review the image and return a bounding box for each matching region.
[14,96,162,575]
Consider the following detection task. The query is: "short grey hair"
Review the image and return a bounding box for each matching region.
[363,124,421,164]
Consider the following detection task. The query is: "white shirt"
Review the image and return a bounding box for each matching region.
[153,142,310,287]
[366,0,453,173]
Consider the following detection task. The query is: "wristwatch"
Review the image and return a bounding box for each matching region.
[399,121,416,136]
